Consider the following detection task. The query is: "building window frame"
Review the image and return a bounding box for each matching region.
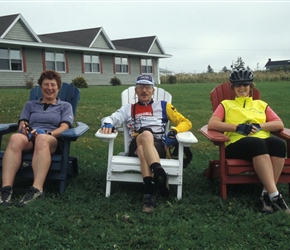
[45,51,66,72]
[141,58,153,74]
[0,47,23,71]
[115,56,129,74]
[84,54,100,73]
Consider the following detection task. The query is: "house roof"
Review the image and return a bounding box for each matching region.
[0,13,19,37]
[0,13,171,58]
[112,36,161,53]
[265,59,290,67]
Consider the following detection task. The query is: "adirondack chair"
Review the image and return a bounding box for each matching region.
[0,82,89,193]
[95,86,198,199]
[200,81,290,200]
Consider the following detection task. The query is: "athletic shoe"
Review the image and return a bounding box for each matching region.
[0,186,13,206]
[142,194,156,213]
[153,166,170,196]
[271,193,290,214]
[17,186,44,207]
[260,192,273,214]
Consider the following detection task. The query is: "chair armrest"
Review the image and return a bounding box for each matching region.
[176,131,198,144]
[60,122,90,139]
[279,128,290,140]
[95,129,118,140]
[200,125,230,143]
[0,123,18,135]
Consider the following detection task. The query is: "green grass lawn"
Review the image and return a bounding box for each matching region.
[1,82,290,249]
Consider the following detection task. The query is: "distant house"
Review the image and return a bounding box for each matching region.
[0,13,171,87]
[265,58,290,71]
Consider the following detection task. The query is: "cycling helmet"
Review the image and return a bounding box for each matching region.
[229,68,254,83]
[165,143,193,168]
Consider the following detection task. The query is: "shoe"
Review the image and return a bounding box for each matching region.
[17,186,44,207]
[271,193,290,214]
[260,193,273,214]
[142,194,156,213]
[0,186,13,206]
[153,167,170,196]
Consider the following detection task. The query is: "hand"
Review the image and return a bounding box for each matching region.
[101,123,115,134]
[236,124,253,136]
[252,123,261,132]
[165,130,177,147]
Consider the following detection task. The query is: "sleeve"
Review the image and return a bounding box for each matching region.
[101,104,130,128]
[19,101,31,122]
[165,102,192,133]
[212,104,225,120]
[60,102,74,127]
[266,106,282,122]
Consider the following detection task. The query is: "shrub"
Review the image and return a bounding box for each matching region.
[110,76,121,86]
[23,72,35,89]
[168,75,177,84]
[71,76,88,88]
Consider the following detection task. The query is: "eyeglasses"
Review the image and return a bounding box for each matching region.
[136,84,153,90]
[42,82,58,88]
[232,82,250,87]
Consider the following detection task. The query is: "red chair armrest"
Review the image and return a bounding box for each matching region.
[200,125,230,143]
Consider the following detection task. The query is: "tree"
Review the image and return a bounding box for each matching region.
[207,65,214,73]
[232,57,245,69]
[221,66,230,72]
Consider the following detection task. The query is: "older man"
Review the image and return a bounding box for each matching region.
[100,75,192,213]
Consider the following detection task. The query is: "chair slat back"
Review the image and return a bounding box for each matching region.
[29,82,80,116]
[121,86,172,153]
[210,82,261,111]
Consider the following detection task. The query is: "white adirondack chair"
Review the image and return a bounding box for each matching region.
[95,86,198,199]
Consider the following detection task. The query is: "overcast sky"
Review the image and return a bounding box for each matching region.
[1,0,289,73]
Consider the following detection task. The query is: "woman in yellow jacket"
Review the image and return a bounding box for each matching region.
[208,68,289,214]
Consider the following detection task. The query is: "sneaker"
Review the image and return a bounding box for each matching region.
[17,186,44,207]
[142,194,156,213]
[271,193,290,214]
[153,167,170,196]
[0,186,13,206]
[260,193,273,214]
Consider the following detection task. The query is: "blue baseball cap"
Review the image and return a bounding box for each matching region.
[136,75,154,86]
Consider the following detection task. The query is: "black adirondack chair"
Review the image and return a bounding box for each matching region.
[0,82,89,193]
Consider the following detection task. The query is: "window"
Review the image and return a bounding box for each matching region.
[84,55,100,73]
[0,48,22,71]
[46,52,65,72]
[115,56,128,73]
[141,59,153,74]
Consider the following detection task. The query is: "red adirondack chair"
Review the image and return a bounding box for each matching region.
[200,81,290,200]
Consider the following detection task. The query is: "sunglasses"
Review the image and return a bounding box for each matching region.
[233,82,251,87]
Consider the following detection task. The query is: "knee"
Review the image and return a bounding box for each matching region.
[138,131,154,143]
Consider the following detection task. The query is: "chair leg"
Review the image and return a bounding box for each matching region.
[59,180,66,194]
[221,183,227,200]
[177,185,182,200]
[106,180,111,197]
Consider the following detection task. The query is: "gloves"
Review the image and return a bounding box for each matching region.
[165,130,178,147]
[252,123,261,131]
[101,123,115,132]
[236,124,253,135]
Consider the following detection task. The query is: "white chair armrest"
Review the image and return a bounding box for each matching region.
[176,131,198,144]
[95,129,118,139]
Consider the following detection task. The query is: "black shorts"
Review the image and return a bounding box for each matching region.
[226,136,286,161]
[128,137,166,159]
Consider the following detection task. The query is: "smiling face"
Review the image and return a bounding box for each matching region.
[40,78,59,103]
[135,84,154,103]
[232,82,251,97]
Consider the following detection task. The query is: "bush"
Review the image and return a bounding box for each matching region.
[110,76,121,86]
[71,76,88,88]
[23,72,35,89]
[168,75,177,84]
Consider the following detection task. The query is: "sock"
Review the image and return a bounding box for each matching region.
[143,176,154,195]
[269,191,279,201]
[149,162,161,173]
